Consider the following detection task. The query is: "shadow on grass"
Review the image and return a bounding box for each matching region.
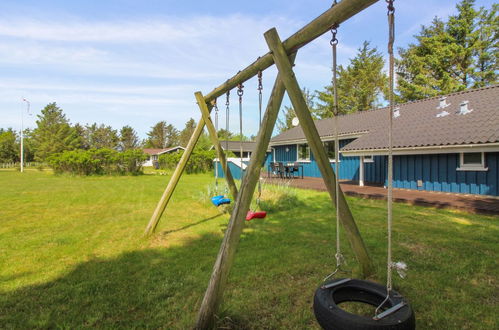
[160,213,225,237]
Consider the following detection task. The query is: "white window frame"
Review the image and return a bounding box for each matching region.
[363,155,374,163]
[457,152,488,171]
[323,141,340,163]
[296,143,311,162]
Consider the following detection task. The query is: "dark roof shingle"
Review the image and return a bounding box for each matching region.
[270,85,499,151]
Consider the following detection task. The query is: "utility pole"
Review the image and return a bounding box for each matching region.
[21,98,30,173]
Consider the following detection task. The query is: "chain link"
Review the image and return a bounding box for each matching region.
[375,0,396,319]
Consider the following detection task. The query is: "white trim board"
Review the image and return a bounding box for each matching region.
[342,143,499,156]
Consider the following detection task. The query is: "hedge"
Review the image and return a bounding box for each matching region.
[48,148,147,175]
[158,149,217,174]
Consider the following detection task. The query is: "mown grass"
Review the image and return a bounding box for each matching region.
[0,169,497,329]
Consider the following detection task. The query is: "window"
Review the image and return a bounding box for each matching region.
[458,152,487,171]
[363,155,374,163]
[323,141,336,161]
[297,143,310,161]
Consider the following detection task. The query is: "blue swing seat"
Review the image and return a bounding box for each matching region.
[211,195,231,207]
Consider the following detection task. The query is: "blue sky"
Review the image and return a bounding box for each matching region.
[1,0,496,139]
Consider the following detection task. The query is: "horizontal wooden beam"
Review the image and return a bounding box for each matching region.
[203,0,378,103]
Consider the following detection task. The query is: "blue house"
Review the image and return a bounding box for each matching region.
[269,85,499,196]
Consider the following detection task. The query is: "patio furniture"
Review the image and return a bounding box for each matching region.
[278,162,289,178]
[287,162,303,179]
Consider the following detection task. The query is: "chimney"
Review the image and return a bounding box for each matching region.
[457,100,473,115]
[393,107,400,118]
[437,96,450,109]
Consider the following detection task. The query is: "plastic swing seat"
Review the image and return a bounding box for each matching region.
[246,210,267,221]
[211,195,231,207]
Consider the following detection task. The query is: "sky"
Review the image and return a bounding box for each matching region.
[0,0,496,140]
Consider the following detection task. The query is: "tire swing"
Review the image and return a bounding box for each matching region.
[313,2,415,329]
[211,91,232,207]
[246,71,267,221]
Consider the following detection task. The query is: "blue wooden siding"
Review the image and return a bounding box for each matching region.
[364,156,387,184]
[214,152,271,181]
[214,160,247,180]
[270,141,499,196]
[390,152,499,196]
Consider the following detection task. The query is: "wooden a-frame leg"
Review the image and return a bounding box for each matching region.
[194,53,297,330]
[264,28,374,277]
[195,91,238,200]
[145,108,214,235]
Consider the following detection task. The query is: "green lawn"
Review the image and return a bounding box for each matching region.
[0,170,497,329]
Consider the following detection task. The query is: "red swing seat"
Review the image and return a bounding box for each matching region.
[246,210,267,221]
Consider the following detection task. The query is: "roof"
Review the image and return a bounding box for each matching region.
[270,85,499,152]
[218,140,257,152]
[142,146,185,155]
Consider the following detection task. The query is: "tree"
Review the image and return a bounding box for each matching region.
[179,118,196,147]
[119,125,139,151]
[277,88,318,133]
[397,0,498,101]
[145,121,179,149]
[32,103,80,161]
[472,4,498,87]
[316,41,387,115]
[84,123,119,149]
[0,128,17,162]
[217,129,233,141]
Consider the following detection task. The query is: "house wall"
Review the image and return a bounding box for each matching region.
[270,139,360,180]
[390,152,499,196]
[270,142,499,196]
[214,152,271,181]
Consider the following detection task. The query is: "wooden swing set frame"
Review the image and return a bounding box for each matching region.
[144,0,380,328]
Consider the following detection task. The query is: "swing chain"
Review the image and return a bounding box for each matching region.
[214,99,219,194]
[256,71,263,209]
[224,91,230,196]
[375,0,397,319]
[330,24,339,46]
[237,84,244,179]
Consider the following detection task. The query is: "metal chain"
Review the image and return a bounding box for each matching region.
[376,0,395,317]
[237,84,244,177]
[256,71,263,208]
[324,22,343,282]
[214,99,219,194]
[225,91,230,196]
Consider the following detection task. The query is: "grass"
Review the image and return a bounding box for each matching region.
[0,169,497,329]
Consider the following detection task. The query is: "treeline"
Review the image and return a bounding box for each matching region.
[278,0,497,132]
[0,102,248,175]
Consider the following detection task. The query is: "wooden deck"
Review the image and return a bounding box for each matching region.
[262,176,499,215]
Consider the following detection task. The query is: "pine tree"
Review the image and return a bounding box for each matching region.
[316,41,387,116]
[84,123,119,149]
[0,128,18,162]
[472,4,498,87]
[119,125,140,151]
[145,121,179,149]
[397,0,498,101]
[179,118,196,147]
[32,103,80,161]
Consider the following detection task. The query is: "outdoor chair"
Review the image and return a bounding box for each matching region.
[289,162,300,178]
[278,162,288,179]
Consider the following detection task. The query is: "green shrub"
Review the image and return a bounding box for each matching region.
[158,149,217,174]
[48,148,147,175]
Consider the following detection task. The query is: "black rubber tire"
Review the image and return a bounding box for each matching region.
[313,278,415,330]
